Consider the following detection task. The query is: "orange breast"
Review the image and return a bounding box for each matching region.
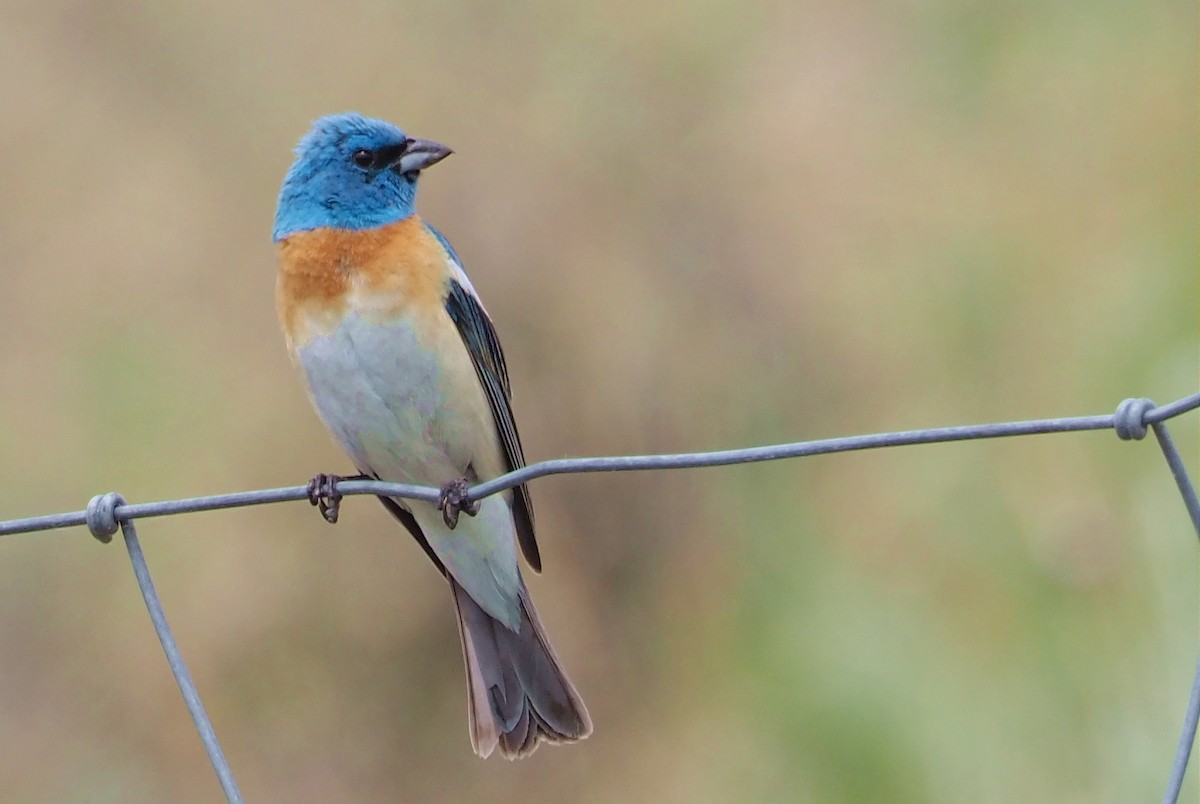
[276,216,450,349]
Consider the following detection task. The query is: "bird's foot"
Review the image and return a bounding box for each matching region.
[438,477,480,529]
[306,473,369,524]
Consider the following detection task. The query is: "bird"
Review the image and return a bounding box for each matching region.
[272,112,591,758]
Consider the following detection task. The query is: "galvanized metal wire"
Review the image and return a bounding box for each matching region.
[3,393,1197,802]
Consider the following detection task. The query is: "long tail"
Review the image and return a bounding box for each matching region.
[450,578,592,759]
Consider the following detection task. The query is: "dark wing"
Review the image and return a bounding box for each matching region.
[440,254,541,573]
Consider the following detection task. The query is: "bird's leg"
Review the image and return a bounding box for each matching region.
[306,473,370,524]
[438,477,480,529]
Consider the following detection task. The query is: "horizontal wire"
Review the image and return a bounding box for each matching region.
[1147,393,1200,424]
[2,393,1196,538]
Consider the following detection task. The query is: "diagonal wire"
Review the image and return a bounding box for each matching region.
[1146,420,1200,804]
[85,494,244,804]
[1165,654,1200,804]
[1150,421,1200,541]
[0,392,1196,802]
[124,523,244,804]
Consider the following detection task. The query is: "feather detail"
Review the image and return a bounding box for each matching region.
[276,216,449,350]
[451,577,592,759]
[444,279,541,572]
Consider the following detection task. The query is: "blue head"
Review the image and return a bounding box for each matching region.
[273,113,452,241]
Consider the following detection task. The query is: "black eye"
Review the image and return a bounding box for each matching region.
[351,149,374,168]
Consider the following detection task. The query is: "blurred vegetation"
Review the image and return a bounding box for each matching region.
[0,0,1195,801]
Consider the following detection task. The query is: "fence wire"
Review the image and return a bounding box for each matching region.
[2,393,1198,803]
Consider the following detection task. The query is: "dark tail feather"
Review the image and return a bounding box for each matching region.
[450,579,592,759]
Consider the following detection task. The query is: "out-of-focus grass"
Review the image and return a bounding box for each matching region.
[0,0,1193,801]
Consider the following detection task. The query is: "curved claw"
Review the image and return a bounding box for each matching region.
[306,473,344,524]
[438,478,480,529]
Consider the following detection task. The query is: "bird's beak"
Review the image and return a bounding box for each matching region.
[396,137,453,173]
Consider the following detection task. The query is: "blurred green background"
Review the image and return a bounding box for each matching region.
[0,1,1195,801]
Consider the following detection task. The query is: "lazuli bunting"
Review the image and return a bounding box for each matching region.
[272,113,590,759]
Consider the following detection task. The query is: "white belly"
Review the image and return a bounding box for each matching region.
[294,308,523,626]
[294,307,520,624]
[296,309,488,486]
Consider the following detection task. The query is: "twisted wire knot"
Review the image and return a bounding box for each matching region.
[85,492,126,543]
[1114,397,1155,441]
